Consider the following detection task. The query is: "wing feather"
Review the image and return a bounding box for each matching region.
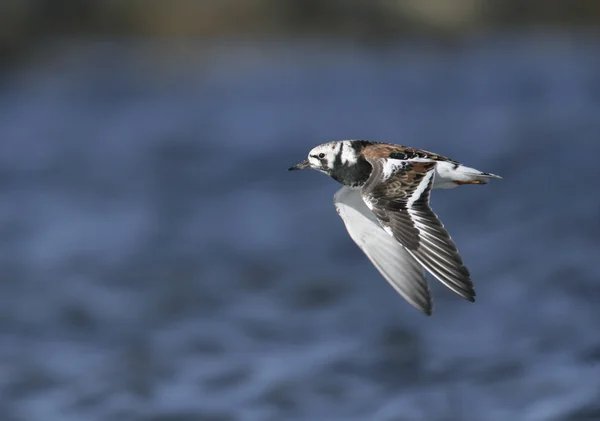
[334,186,432,315]
[361,158,476,302]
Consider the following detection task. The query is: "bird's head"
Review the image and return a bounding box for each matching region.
[288,142,345,175]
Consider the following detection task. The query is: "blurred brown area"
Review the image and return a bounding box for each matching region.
[1,0,600,60]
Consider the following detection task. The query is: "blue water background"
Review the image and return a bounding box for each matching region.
[0,33,599,421]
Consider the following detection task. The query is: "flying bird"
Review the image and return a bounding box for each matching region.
[289,140,501,315]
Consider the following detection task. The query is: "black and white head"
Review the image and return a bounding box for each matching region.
[288,140,374,187]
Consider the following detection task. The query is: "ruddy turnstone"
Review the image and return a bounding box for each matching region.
[289,140,501,315]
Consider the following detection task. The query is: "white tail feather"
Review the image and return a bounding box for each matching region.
[433,162,502,189]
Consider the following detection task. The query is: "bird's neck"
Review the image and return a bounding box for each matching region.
[330,156,372,187]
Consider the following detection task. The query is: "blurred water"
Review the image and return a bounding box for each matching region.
[0,34,599,421]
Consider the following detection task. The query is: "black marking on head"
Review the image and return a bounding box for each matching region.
[333,145,343,169]
[310,152,328,170]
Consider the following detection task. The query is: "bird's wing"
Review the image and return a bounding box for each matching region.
[334,186,432,314]
[360,158,475,302]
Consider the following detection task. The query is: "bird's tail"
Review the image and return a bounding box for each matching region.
[453,165,502,185]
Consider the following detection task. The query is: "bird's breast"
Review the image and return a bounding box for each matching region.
[330,157,373,187]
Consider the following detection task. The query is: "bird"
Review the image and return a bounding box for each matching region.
[288,140,501,315]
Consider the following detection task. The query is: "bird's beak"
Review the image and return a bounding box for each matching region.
[288,159,310,171]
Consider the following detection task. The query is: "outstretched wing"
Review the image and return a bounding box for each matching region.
[361,158,475,302]
[334,186,432,315]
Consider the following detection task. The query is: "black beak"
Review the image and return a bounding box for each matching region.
[288,159,310,171]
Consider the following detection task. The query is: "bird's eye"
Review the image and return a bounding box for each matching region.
[318,153,325,159]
